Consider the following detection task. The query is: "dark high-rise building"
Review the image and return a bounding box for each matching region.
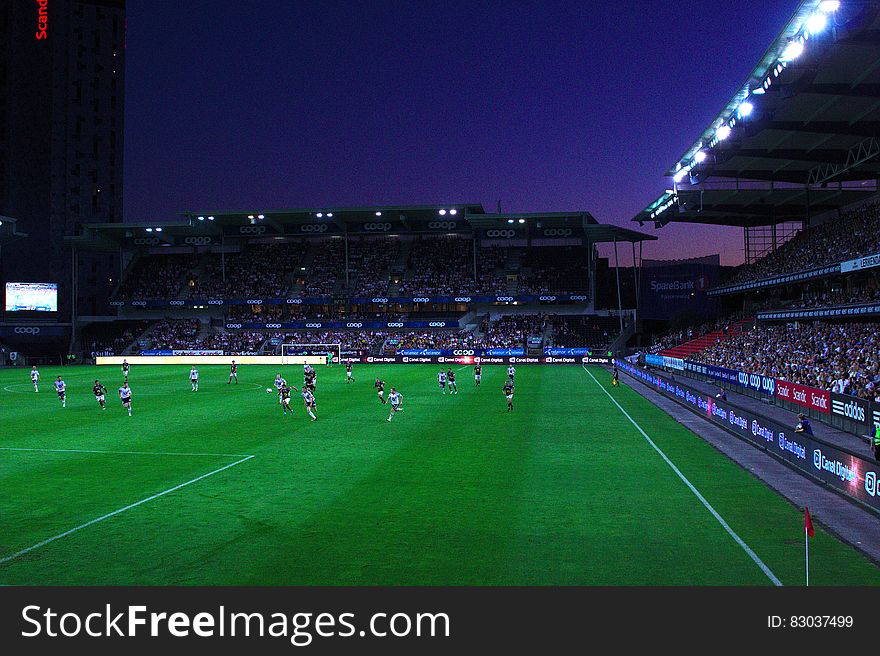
[0,0,125,326]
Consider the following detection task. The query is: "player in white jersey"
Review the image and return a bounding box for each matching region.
[190,366,199,391]
[301,388,317,421]
[119,382,133,416]
[273,373,287,403]
[387,388,403,422]
[54,376,66,408]
[507,365,516,382]
[30,366,40,392]
[438,370,447,394]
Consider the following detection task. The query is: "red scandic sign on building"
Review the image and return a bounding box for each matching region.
[775,379,831,415]
[35,0,48,40]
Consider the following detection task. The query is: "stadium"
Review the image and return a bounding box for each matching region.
[1,0,880,591]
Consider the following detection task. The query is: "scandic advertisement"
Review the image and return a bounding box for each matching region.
[616,360,880,513]
[774,379,831,415]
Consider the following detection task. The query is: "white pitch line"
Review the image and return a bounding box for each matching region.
[0,447,252,458]
[582,366,782,587]
[0,454,254,566]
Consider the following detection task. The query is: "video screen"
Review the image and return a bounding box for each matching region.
[4,282,58,312]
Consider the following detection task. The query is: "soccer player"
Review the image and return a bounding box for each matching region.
[611,366,619,387]
[375,377,386,404]
[345,361,354,383]
[121,359,130,381]
[474,363,482,387]
[304,368,317,392]
[302,387,318,421]
[387,387,403,422]
[280,384,296,416]
[502,379,514,413]
[447,368,458,395]
[119,381,133,416]
[273,373,287,398]
[227,360,239,384]
[507,364,516,383]
[30,365,40,392]
[54,376,66,408]
[93,380,107,410]
[438,369,447,394]
[190,366,200,391]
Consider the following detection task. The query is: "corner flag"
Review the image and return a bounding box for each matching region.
[804,506,814,586]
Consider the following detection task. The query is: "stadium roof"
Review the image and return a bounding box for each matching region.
[67,204,655,251]
[634,0,880,228]
[633,186,878,227]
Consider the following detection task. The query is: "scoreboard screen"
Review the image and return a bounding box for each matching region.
[5,282,58,312]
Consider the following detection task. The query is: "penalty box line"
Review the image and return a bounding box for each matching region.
[582,366,782,587]
[0,454,255,567]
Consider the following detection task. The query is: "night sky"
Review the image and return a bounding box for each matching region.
[124,0,801,266]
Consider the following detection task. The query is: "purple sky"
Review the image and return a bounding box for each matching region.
[124,0,800,266]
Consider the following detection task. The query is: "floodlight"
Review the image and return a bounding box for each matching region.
[716,125,732,141]
[449,209,457,215]
[439,209,447,215]
[375,211,382,216]
[818,1,840,12]
[781,40,804,61]
[807,12,828,34]
[738,102,754,118]
[694,151,707,163]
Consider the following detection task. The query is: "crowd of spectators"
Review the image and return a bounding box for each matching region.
[144,318,201,351]
[547,315,619,348]
[480,314,547,348]
[348,239,402,296]
[398,236,473,296]
[193,243,307,299]
[518,246,589,294]
[302,239,345,295]
[279,331,381,352]
[691,322,880,402]
[192,330,268,354]
[725,202,880,286]
[82,320,152,356]
[115,255,198,300]
[383,330,479,352]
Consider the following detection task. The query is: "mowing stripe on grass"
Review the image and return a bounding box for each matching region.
[0,447,251,458]
[0,455,255,566]
[583,366,783,586]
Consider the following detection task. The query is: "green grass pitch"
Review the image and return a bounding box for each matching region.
[0,363,877,586]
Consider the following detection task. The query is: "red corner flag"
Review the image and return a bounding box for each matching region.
[805,507,815,538]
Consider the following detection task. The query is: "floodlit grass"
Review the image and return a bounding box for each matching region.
[0,363,877,585]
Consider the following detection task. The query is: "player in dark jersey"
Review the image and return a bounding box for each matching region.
[93,380,108,410]
[374,377,386,404]
[612,366,619,387]
[474,364,482,387]
[345,362,354,383]
[502,380,514,413]
[121,359,130,381]
[446,368,458,395]
[304,369,317,392]
[279,384,298,416]
[227,360,239,384]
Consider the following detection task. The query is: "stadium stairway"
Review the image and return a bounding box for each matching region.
[659,317,754,359]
